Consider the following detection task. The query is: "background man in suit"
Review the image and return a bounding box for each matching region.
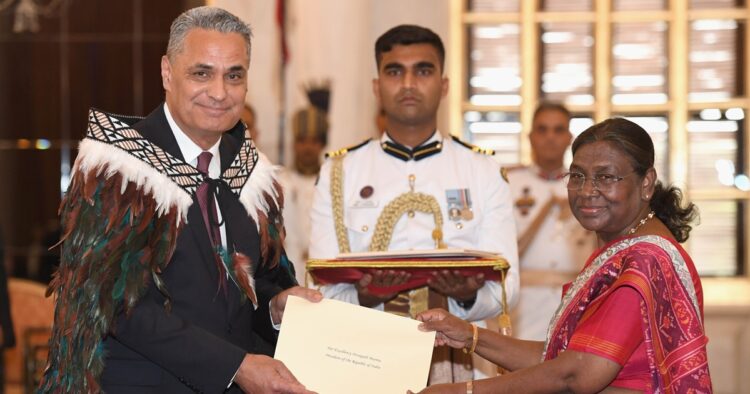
[40,7,319,393]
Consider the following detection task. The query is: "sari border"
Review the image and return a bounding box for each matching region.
[542,235,702,361]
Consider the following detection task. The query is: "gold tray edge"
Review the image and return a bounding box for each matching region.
[306,258,509,270]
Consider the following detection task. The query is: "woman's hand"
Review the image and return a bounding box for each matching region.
[416,308,474,349]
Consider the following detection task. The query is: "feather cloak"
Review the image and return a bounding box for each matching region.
[38,109,292,393]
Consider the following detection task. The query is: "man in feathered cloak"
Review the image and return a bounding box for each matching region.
[39,7,320,394]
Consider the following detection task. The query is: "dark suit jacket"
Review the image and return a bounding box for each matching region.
[99,105,292,393]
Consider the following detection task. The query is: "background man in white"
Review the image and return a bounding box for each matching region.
[507,102,595,341]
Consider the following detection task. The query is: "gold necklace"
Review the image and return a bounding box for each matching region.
[628,210,655,235]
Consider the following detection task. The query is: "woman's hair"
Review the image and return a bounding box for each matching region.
[571,118,699,242]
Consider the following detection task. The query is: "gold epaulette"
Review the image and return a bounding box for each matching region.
[500,167,510,183]
[450,135,495,155]
[500,165,525,183]
[325,138,371,159]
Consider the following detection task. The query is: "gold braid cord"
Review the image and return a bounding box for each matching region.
[369,190,445,318]
[331,157,351,253]
[329,159,447,319]
[328,154,512,343]
[330,157,446,253]
[369,192,446,252]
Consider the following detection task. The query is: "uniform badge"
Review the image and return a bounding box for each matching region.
[360,185,374,199]
[515,187,535,216]
[352,185,378,208]
[446,189,473,221]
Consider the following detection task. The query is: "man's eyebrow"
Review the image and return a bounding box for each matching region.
[415,61,436,69]
[187,64,246,73]
[227,65,246,72]
[190,63,213,70]
[382,62,405,70]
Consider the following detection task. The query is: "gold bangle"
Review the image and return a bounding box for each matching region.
[466,380,474,394]
[463,323,478,354]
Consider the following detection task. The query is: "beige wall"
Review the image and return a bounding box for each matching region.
[214,0,450,164]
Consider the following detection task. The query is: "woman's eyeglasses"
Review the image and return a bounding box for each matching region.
[563,172,635,191]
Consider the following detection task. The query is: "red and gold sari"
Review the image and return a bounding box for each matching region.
[543,235,712,393]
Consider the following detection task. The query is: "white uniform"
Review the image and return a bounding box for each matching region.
[309,131,519,323]
[507,165,595,341]
[280,169,317,285]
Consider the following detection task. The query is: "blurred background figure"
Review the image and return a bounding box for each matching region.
[240,103,260,142]
[282,83,330,285]
[507,102,595,341]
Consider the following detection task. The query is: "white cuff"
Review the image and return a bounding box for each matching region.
[270,300,281,330]
[448,281,503,322]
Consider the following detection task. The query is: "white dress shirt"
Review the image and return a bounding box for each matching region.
[164,103,226,249]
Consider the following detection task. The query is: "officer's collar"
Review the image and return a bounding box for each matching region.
[532,164,565,181]
[380,130,443,161]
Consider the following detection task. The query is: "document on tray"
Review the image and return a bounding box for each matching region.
[274,296,435,394]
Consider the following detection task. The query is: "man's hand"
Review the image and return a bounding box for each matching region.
[234,354,316,394]
[270,286,322,325]
[355,270,410,308]
[427,270,484,303]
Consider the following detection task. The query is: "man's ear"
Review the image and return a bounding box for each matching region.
[441,77,449,98]
[372,78,380,102]
[161,55,172,91]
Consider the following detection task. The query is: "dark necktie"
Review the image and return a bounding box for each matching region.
[196,152,228,288]
[197,152,222,247]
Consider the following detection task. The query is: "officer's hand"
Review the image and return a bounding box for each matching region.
[427,270,484,303]
[234,354,317,394]
[270,286,323,325]
[355,270,410,308]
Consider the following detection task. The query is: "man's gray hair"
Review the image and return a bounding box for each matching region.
[166,6,252,61]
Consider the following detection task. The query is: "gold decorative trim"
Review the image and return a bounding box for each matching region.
[307,258,509,270]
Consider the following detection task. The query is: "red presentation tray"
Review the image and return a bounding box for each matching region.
[306,249,509,295]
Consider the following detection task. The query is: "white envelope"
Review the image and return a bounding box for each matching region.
[274,296,436,394]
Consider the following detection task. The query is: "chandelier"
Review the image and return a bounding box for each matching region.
[0,0,66,33]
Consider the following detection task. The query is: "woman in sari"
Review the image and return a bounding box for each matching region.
[413,118,712,393]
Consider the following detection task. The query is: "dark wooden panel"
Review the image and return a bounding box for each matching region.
[0,148,62,276]
[143,1,187,35]
[142,41,169,114]
[67,0,134,35]
[0,0,195,279]
[0,42,61,139]
[68,42,135,127]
